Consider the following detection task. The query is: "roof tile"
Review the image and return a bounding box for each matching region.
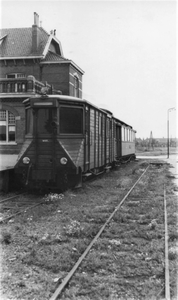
[42,50,68,62]
[0,27,49,58]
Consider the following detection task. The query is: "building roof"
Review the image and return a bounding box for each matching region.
[43,50,66,62]
[0,12,84,74]
[41,50,85,74]
[0,27,50,58]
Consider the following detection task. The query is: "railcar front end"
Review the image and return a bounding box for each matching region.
[14,94,136,191]
[14,96,84,191]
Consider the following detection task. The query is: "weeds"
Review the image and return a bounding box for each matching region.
[0,230,12,244]
[44,193,64,203]
[169,231,178,241]
[1,160,177,300]
[64,220,83,237]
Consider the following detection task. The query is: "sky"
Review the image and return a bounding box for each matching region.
[0,0,177,139]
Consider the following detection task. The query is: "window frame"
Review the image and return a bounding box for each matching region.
[0,110,16,144]
[74,76,79,98]
[59,105,84,136]
[122,127,125,141]
[25,107,33,136]
[6,73,25,78]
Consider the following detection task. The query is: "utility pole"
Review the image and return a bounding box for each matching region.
[149,131,153,150]
[167,108,176,158]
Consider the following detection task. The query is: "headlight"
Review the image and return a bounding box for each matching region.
[23,157,30,164]
[60,157,68,165]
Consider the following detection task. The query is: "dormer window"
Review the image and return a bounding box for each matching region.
[49,39,61,55]
[0,34,7,46]
[49,43,56,53]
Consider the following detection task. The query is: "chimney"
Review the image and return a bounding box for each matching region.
[32,12,40,53]
[34,12,39,26]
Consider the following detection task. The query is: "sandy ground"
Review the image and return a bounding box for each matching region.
[0,155,18,171]
[137,154,178,187]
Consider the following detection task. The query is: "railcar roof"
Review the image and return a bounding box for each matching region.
[1,93,133,129]
[40,95,133,129]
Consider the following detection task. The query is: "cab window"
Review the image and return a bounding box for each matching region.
[36,108,57,134]
[60,106,83,134]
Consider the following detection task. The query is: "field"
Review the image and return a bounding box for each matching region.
[136,146,177,156]
[0,158,177,300]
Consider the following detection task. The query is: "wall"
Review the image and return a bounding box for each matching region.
[0,60,83,97]
[40,63,69,95]
[69,65,83,98]
[0,60,40,80]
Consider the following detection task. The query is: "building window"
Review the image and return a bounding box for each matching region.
[7,73,25,78]
[74,76,79,97]
[0,110,16,142]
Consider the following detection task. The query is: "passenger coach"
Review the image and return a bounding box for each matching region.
[14,94,136,190]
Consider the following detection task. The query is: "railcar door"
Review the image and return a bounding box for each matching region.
[116,125,122,158]
[33,107,57,181]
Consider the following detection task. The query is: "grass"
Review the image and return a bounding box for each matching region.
[136,146,177,156]
[0,160,177,300]
[0,230,12,244]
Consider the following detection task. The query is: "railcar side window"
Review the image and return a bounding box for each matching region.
[99,115,102,137]
[60,107,83,134]
[124,128,126,141]
[131,131,133,142]
[106,119,109,137]
[133,131,135,141]
[122,127,125,141]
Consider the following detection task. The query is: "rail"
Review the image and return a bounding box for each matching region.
[0,192,45,223]
[49,165,149,300]
[164,186,170,300]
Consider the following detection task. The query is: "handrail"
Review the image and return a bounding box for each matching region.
[0,76,52,94]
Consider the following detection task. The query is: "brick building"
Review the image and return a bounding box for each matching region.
[0,12,84,154]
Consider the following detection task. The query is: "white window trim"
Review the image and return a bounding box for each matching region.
[0,110,16,143]
[6,73,25,78]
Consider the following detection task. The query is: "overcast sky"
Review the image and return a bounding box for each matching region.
[0,0,177,139]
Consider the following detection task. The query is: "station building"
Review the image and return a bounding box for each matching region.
[0,12,84,154]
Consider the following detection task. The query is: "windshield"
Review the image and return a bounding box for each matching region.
[36,108,57,134]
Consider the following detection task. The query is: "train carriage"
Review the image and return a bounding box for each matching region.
[14,94,136,191]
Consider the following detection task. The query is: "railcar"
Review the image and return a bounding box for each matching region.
[14,94,136,190]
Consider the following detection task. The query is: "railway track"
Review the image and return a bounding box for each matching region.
[49,166,150,300]
[49,163,173,300]
[0,192,45,223]
[1,160,175,300]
